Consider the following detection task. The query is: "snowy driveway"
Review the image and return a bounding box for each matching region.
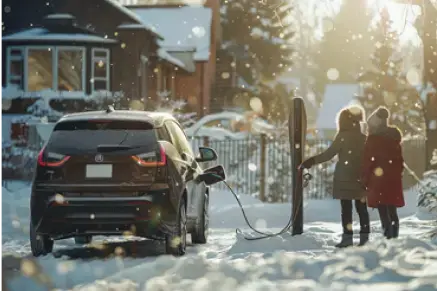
[2,181,437,291]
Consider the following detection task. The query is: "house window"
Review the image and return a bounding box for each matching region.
[6,46,86,92]
[91,48,110,92]
[58,47,85,91]
[6,47,25,89]
[27,48,54,91]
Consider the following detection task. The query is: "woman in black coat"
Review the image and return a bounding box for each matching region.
[301,106,370,247]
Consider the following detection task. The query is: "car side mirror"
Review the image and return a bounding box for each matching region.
[198,165,226,185]
[195,147,218,163]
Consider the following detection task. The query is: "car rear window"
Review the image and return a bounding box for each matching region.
[46,120,157,155]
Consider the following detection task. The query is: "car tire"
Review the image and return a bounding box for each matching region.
[165,198,187,256]
[191,192,209,244]
[74,236,92,244]
[30,222,53,257]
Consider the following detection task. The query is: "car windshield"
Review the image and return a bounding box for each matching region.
[46,120,157,155]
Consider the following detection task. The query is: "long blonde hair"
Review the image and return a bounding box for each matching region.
[335,105,365,132]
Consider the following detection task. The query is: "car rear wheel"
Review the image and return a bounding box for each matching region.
[74,236,92,244]
[30,222,54,257]
[192,192,209,244]
[165,198,187,256]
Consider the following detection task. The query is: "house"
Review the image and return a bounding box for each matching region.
[1,0,165,143]
[2,0,220,143]
[1,0,174,116]
[126,0,221,117]
[315,84,362,139]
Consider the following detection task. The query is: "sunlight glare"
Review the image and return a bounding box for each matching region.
[368,0,421,45]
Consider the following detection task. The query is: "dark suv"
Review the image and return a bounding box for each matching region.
[30,108,225,257]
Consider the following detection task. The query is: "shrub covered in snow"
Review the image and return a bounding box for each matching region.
[2,141,39,182]
[417,170,437,215]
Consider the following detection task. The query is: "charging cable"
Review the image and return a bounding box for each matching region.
[212,170,313,241]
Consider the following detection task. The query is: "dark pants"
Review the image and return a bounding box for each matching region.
[340,199,370,235]
[377,205,399,238]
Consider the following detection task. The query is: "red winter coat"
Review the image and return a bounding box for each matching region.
[361,127,405,208]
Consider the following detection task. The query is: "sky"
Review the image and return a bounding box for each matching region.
[296,0,422,46]
[369,0,422,45]
[370,0,423,45]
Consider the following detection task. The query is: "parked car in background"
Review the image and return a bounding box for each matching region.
[184,111,276,140]
[30,107,225,257]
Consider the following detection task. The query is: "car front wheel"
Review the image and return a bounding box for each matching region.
[30,222,53,257]
[165,198,187,256]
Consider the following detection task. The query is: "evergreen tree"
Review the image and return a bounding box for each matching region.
[315,0,374,85]
[220,0,294,85]
[357,7,424,136]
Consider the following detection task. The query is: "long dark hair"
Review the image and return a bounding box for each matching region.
[336,106,364,132]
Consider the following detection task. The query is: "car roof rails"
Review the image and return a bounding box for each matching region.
[106,105,115,113]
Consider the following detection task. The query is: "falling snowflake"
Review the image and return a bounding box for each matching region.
[326,68,339,81]
[221,72,230,79]
[248,163,257,171]
[192,26,206,38]
[249,97,263,113]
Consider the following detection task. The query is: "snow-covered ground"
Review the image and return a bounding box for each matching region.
[2,181,437,291]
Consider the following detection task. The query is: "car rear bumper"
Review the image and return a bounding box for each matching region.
[31,185,178,240]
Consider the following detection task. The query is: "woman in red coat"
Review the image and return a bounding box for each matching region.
[361,107,405,239]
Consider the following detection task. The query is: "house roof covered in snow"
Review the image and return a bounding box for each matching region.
[157,48,189,70]
[316,84,362,130]
[167,51,197,72]
[130,6,212,61]
[101,0,163,39]
[2,28,117,43]
[116,23,163,39]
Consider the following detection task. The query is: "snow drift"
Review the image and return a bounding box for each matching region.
[3,183,437,291]
[75,237,437,291]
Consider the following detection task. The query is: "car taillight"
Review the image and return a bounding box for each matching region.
[37,147,71,167]
[131,144,167,167]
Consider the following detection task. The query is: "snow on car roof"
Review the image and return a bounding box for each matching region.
[130,6,212,61]
[2,28,117,43]
[60,110,175,128]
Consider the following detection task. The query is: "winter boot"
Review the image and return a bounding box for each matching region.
[392,225,399,239]
[358,233,369,246]
[383,226,394,239]
[335,234,353,248]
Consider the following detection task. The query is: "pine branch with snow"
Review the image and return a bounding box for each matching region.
[417,169,437,215]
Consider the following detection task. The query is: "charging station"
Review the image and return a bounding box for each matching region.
[226,96,310,241]
[288,97,307,235]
